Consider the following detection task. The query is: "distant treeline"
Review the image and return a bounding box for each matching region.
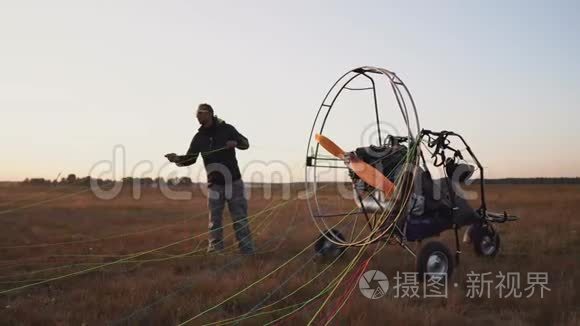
[19,175,580,186]
[475,177,580,184]
[21,174,197,187]
[19,175,305,189]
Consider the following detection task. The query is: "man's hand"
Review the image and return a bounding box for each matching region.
[165,153,179,163]
[226,140,238,149]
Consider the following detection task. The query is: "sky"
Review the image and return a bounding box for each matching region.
[1,0,579,182]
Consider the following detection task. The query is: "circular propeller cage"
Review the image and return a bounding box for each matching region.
[305,66,423,247]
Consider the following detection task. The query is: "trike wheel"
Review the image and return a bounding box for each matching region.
[416,241,454,282]
[472,224,501,257]
[314,229,346,258]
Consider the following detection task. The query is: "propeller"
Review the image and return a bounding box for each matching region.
[314,134,395,196]
[315,134,346,159]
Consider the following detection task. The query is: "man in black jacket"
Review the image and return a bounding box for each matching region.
[165,103,255,254]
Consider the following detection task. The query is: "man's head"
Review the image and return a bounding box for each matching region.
[196,103,214,126]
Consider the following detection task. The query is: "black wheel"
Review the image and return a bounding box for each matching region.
[416,241,454,282]
[471,224,501,257]
[314,229,346,258]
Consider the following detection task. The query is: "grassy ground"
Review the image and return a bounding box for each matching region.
[0,184,578,325]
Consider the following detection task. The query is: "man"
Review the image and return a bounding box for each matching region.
[165,103,255,254]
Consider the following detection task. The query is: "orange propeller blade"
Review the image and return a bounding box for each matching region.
[314,133,396,197]
[349,158,396,197]
[315,134,345,159]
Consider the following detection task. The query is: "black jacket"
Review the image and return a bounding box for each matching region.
[178,117,249,185]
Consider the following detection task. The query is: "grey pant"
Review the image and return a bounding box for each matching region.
[207,179,254,253]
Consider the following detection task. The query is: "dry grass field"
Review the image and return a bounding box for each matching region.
[0,183,578,325]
